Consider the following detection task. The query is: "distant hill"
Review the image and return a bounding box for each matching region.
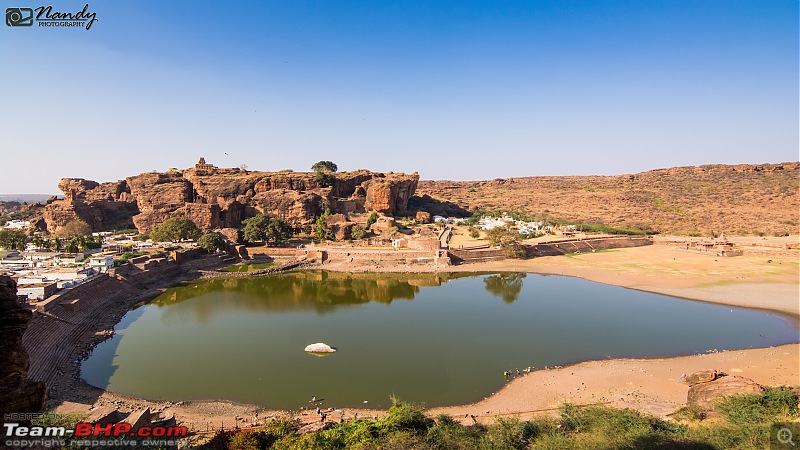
[417,162,799,236]
[0,194,59,203]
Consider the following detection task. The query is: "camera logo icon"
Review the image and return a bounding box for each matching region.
[6,7,33,26]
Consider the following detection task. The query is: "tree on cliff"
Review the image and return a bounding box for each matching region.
[312,161,338,187]
[311,161,338,173]
[150,218,201,243]
[242,214,291,246]
[0,229,25,250]
[198,232,225,251]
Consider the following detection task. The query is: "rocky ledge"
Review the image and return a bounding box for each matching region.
[44,159,419,234]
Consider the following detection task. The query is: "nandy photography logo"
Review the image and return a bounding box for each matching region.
[6,4,97,30]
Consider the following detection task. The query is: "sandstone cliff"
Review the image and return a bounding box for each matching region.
[44,160,419,234]
[0,276,46,418]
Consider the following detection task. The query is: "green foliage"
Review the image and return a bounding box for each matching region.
[572,222,649,236]
[314,209,332,241]
[228,430,269,450]
[486,227,526,258]
[314,171,336,187]
[195,394,800,450]
[378,399,432,434]
[112,228,139,235]
[717,387,799,425]
[63,234,102,252]
[0,229,26,250]
[464,215,480,226]
[468,227,480,238]
[242,214,292,246]
[366,211,379,228]
[113,251,146,266]
[150,217,201,242]
[311,160,338,173]
[350,224,366,240]
[198,232,226,251]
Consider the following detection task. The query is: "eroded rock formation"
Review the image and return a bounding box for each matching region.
[0,276,46,418]
[44,159,419,234]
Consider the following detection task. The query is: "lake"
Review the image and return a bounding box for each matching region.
[81,271,798,410]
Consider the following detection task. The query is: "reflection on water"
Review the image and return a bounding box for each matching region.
[483,273,526,303]
[82,271,799,410]
[152,271,476,320]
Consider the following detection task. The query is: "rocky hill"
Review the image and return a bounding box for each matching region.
[43,158,419,235]
[417,162,799,236]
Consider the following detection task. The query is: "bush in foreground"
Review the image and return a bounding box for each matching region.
[199,390,799,450]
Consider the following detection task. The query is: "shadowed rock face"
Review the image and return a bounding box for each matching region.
[0,276,46,418]
[43,162,419,234]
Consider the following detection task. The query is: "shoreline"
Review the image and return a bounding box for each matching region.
[39,245,798,433]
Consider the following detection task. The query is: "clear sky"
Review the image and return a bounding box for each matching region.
[1,0,797,194]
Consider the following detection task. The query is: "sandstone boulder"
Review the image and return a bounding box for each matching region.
[686,375,763,416]
[682,369,723,386]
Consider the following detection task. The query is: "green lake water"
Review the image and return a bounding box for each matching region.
[81,271,799,410]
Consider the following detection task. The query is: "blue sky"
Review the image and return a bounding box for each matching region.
[1,0,797,193]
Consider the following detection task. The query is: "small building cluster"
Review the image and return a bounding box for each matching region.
[3,220,31,229]
[0,230,177,305]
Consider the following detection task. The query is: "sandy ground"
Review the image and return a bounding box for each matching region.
[51,239,799,437]
[430,344,799,423]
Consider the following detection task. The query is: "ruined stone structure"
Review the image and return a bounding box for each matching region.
[0,276,46,418]
[44,159,419,235]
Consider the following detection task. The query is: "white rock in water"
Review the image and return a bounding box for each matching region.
[304,343,336,353]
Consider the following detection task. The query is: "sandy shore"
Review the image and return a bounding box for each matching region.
[431,344,799,423]
[51,241,799,434]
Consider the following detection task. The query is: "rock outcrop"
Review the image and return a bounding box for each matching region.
[44,159,419,234]
[684,371,763,417]
[0,276,46,418]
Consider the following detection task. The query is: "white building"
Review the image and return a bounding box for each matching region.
[3,220,30,229]
[16,282,58,301]
[88,254,114,273]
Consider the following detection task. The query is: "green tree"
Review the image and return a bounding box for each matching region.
[366,211,379,229]
[311,160,338,173]
[198,232,225,251]
[469,227,480,238]
[241,214,291,246]
[0,229,26,250]
[314,209,331,241]
[314,171,336,187]
[487,227,526,258]
[350,224,366,240]
[65,236,81,253]
[149,218,201,243]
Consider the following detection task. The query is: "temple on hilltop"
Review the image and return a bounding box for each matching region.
[194,157,217,172]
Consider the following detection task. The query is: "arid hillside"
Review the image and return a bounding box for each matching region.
[418,163,799,236]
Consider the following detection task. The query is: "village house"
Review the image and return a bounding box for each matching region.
[16,282,58,302]
[88,254,115,273]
